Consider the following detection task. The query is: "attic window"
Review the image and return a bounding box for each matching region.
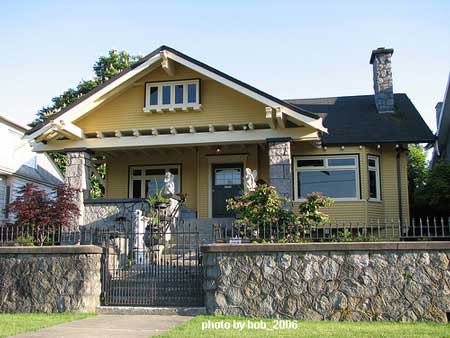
[144,79,201,113]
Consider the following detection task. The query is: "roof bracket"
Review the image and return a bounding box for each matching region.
[160,50,175,76]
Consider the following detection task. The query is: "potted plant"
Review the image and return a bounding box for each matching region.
[147,186,169,210]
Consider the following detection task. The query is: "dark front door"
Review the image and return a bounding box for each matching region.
[212,163,243,217]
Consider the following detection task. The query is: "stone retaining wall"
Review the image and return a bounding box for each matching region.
[84,198,149,229]
[0,246,102,313]
[202,242,450,322]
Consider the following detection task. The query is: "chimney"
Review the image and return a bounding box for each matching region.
[435,102,443,128]
[370,47,394,113]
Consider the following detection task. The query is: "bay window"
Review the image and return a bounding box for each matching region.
[368,155,381,201]
[294,155,360,200]
[129,165,181,198]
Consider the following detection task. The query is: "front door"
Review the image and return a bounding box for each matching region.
[212,163,243,217]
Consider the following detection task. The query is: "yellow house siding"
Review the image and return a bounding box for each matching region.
[75,63,268,133]
[291,142,368,222]
[291,143,407,224]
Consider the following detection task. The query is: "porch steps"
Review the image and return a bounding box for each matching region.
[96,306,206,316]
[178,217,234,245]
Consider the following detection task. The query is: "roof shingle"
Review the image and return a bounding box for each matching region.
[285,94,434,145]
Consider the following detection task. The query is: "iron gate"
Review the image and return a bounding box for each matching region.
[100,221,204,307]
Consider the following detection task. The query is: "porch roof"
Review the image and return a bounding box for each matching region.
[32,126,319,152]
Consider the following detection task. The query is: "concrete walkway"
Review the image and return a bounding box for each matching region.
[12,314,192,338]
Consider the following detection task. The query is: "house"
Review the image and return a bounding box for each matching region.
[431,72,450,166]
[25,46,434,230]
[0,114,64,223]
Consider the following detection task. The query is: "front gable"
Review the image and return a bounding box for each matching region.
[75,62,272,133]
[29,46,324,151]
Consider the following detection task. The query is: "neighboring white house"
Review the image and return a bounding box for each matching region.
[431,72,450,166]
[0,114,64,223]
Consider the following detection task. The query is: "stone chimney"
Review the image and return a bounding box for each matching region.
[435,102,443,128]
[370,47,394,113]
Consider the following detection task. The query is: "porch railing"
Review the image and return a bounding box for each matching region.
[212,217,450,243]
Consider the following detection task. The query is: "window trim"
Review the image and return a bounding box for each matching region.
[143,79,201,112]
[367,155,381,202]
[128,164,182,199]
[293,154,361,202]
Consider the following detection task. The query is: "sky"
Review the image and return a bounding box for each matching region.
[0,0,449,133]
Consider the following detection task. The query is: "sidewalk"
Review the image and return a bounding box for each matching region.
[12,314,192,338]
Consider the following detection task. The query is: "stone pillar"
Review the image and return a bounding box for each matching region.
[64,149,92,229]
[268,139,292,199]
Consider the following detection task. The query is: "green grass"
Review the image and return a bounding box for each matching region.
[0,313,95,338]
[157,315,450,338]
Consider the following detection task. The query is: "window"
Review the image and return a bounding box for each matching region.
[368,155,381,201]
[294,155,360,200]
[144,79,201,112]
[214,168,242,185]
[129,165,181,198]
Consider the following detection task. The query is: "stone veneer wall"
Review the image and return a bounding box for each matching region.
[268,139,292,199]
[83,199,149,229]
[370,48,394,113]
[202,242,450,322]
[0,246,102,313]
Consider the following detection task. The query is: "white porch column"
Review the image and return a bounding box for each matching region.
[268,138,293,199]
[64,149,92,229]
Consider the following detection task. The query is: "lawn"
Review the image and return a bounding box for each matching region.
[0,313,95,338]
[158,315,450,338]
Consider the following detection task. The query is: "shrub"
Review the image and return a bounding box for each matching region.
[15,236,35,246]
[6,183,79,245]
[226,184,298,241]
[298,192,334,229]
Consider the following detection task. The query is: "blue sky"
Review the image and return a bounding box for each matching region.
[0,0,449,132]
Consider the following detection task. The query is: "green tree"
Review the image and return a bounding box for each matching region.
[407,145,428,209]
[31,50,141,198]
[422,160,450,212]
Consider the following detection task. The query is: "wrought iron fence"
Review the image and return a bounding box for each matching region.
[101,220,203,306]
[212,217,450,243]
[1,216,450,247]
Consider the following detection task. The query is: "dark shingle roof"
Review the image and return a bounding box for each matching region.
[15,164,63,186]
[285,94,435,145]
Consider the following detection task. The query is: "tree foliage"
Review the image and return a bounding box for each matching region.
[407,145,428,209]
[31,50,141,127]
[407,144,450,214]
[421,160,450,212]
[6,184,79,245]
[30,50,141,198]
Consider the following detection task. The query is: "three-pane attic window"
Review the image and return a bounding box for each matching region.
[144,79,201,112]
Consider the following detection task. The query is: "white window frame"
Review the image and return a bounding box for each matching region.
[367,155,381,201]
[293,155,360,202]
[129,164,181,198]
[143,79,201,112]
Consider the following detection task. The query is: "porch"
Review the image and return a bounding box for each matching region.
[66,139,295,242]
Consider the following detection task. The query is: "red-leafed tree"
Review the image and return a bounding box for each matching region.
[6,183,79,246]
[50,184,80,230]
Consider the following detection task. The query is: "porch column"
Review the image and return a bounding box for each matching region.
[64,149,92,229]
[267,138,292,199]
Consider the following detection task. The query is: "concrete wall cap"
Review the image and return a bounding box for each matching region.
[201,241,450,253]
[0,245,103,255]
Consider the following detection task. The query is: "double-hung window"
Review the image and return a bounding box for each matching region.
[144,79,201,112]
[294,155,360,200]
[129,165,181,198]
[368,155,381,201]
